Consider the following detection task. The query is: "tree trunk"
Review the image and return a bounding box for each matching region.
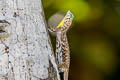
[0,0,60,80]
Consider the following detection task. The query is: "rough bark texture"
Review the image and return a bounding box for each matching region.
[0,0,60,80]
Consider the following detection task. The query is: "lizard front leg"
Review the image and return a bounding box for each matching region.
[48,25,57,32]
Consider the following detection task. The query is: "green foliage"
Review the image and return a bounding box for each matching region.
[43,0,90,22]
[53,0,90,21]
[43,0,120,80]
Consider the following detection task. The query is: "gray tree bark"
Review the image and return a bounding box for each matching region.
[0,0,60,80]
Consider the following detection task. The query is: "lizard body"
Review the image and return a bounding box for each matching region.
[48,11,74,80]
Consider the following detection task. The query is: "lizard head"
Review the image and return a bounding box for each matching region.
[57,10,74,32]
[67,10,74,20]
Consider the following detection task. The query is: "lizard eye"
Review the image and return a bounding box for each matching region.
[70,13,74,20]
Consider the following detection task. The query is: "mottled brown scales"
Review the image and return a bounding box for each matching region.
[48,11,74,80]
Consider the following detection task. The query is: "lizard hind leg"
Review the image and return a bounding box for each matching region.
[57,63,69,80]
[59,70,69,80]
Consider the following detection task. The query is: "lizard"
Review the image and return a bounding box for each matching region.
[48,10,74,80]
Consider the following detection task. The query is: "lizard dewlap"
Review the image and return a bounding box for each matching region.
[57,10,74,28]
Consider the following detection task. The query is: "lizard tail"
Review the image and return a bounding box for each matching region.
[64,69,69,80]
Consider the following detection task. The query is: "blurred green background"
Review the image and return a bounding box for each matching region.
[42,0,120,80]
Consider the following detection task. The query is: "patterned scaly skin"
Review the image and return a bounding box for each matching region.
[48,11,74,80]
